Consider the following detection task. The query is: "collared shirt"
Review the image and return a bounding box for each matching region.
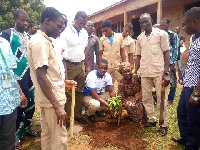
[167,30,179,65]
[0,28,29,80]
[87,34,99,70]
[100,33,124,69]
[83,70,113,96]
[136,28,170,77]
[0,37,20,115]
[61,25,88,62]
[27,30,66,107]
[183,34,200,88]
[120,34,135,62]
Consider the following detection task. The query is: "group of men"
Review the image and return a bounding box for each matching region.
[0,5,199,150]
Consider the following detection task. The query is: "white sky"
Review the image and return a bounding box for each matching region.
[43,0,121,23]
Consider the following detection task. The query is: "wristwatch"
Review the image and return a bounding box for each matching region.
[164,71,170,75]
[191,95,199,101]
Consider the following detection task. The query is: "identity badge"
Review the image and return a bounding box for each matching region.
[151,45,157,52]
[2,73,12,88]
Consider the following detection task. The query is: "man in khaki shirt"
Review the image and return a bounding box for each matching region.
[99,20,126,83]
[121,23,135,64]
[27,7,75,150]
[133,13,170,136]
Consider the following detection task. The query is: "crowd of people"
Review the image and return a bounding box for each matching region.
[0,5,199,150]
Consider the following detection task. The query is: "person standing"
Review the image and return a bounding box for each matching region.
[0,37,28,150]
[0,9,36,148]
[85,21,99,71]
[99,20,126,84]
[61,11,90,125]
[160,17,179,105]
[133,13,170,136]
[172,7,200,150]
[174,26,186,85]
[27,23,38,39]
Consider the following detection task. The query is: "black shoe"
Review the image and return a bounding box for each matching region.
[15,137,22,149]
[74,117,88,125]
[25,130,40,137]
[88,115,96,123]
[95,111,105,117]
[172,136,185,145]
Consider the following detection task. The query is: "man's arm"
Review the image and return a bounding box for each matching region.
[90,90,109,107]
[95,38,100,65]
[36,66,67,127]
[99,50,103,62]
[189,80,200,106]
[170,33,179,71]
[163,50,170,86]
[133,55,141,74]
[84,48,90,75]
[106,86,116,97]
[128,53,133,65]
[120,47,126,62]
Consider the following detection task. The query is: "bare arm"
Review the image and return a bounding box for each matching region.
[128,53,133,65]
[99,50,103,62]
[36,66,67,127]
[84,48,90,75]
[133,55,141,74]
[120,47,126,62]
[163,50,170,72]
[90,90,109,107]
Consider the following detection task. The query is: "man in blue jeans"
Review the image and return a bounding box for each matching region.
[160,17,179,105]
[172,7,200,150]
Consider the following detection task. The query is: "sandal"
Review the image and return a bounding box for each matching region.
[25,130,40,137]
[157,126,168,136]
[15,137,22,149]
[144,121,157,127]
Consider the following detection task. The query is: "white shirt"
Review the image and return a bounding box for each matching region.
[52,37,66,79]
[61,25,88,62]
[83,70,113,96]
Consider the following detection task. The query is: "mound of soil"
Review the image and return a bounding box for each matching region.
[82,118,147,150]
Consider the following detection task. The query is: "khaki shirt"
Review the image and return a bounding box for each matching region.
[136,28,170,77]
[123,35,135,62]
[27,30,66,107]
[100,33,124,69]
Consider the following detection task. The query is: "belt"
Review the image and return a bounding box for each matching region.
[65,60,83,65]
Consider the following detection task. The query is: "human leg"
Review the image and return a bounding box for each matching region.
[0,109,17,150]
[168,69,177,103]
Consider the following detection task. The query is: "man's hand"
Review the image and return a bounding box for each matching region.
[54,105,68,127]
[85,66,90,76]
[189,96,199,106]
[65,80,77,92]
[170,65,176,71]
[162,74,170,87]
[19,93,28,108]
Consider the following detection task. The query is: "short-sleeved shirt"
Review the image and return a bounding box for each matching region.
[0,37,20,115]
[100,33,124,69]
[120,34,135,62]
[61,25,88,62]
[83,70,113,96]
[27,30,66,108]
[136,28,170,77]
[183,34,200,88]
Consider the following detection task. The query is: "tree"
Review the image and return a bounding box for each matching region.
[0,0,46,31]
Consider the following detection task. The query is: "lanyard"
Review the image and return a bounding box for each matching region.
[0,47,8,69]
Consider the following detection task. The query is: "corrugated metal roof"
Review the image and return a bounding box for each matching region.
[88,0,127,17]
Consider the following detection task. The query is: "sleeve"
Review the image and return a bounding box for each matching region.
[160,31,170,52]
[135,37,141,55]
[85,73,97,90]
[171,33,179,65]
[8,45,17,69]
[0,29,11,43]
[129,40,135,53]
[106,73,113,87]
[99,37,104,50]
[29,40,49,70]
[120,36,124,48]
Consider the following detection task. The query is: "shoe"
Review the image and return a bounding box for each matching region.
[157,126,168,136]
[172,136,185,145]
[25,130,40,137]
[95,111,105,117]
[168,101,173,106]
[144,121,157,127]
[74,117,88,125]
[15,137,22,149]
[88,115,96,123]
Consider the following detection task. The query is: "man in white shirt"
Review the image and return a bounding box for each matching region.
[83,59,116,123]
[61,11,90,125]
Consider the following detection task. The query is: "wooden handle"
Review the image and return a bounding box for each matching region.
[69,85,76,137]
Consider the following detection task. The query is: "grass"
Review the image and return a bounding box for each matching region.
[23,85,185,150]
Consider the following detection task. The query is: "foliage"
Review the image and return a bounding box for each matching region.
[107,96,122,116]
[0,0,46,31]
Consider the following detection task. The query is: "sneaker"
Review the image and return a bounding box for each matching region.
[74,117,88,125]
[87,115,96,123]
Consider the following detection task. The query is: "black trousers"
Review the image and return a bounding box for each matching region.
[0,109,17,150]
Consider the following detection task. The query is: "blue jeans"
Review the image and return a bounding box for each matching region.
[168,69,177,103]
[177,87,200,150]
[177,53,183,81]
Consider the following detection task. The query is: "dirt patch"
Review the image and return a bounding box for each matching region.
[82,117,147,150]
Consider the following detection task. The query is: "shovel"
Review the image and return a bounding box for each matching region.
[159,81,165,126]
[69,85,76,137]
